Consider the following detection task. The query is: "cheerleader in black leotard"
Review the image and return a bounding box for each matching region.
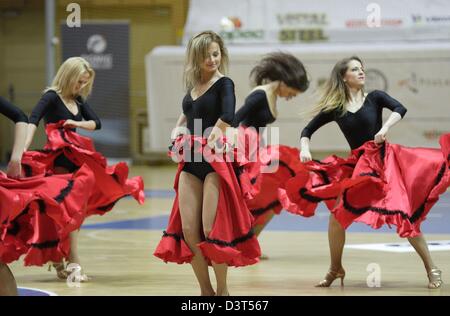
[23,57,144,281]
[1,97,93,294]
[0,96,28,295]
[281,56,449,289]
[232,53,309,257]
[154,31,260,296]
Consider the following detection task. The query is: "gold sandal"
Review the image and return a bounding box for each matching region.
[315,268,345,287]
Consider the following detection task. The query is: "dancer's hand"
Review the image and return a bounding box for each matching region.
[374,127,388,144]
[207,127,223,149]
[63,119,80,129]
[171,126,188,142]
[7,159,22,179]
[300,149,312,162]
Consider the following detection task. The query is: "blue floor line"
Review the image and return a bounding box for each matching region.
[84,192,450,234]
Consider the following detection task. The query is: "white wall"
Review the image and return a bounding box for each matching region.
[146,42,450,152]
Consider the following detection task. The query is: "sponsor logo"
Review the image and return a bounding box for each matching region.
[87,34,107,54]
[398,72,450,93]
[220,16,242,32]
[277,13,328,26]
[279,28,328,43]
[82,34,113,70]
[412,14,450,25]
[345,19,402,28]
[219,30,265,42]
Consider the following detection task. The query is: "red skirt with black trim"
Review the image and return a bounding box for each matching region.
[154,135,261,267]
[234,126,304,226]
[279,134,450,237]
[0,164,95,266]
[21,122,145,216]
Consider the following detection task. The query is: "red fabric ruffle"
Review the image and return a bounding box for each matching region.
[234,126,304,225]
[0,165,95,266]
[154,135,261,267]
[22,121,145,216]
[279,134,450,238]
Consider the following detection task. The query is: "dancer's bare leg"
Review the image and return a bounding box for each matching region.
[179,171,215,296]
[408,235,442,289]
[316,213,346,287]
[202,173,229,296]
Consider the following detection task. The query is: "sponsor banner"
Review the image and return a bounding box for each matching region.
[61,22,130,157]
[183,0,450,44]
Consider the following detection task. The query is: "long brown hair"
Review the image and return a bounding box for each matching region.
[183,31,229,92]
[307,56,364,117]
[250,52,309,92]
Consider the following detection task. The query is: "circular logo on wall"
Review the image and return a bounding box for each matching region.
[365,69,388,92]
[87,34,107,54]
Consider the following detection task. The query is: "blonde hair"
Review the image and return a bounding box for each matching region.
[45,56,95,100]
[183,31,229,92]
[305,56,364,118]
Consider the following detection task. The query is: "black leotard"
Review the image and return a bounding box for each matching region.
[29,90,102,172]
[29,90,101,129]
[181,77,236,181]
[232,90,275,130]
[182,77,235,135]
[301,90,407,150]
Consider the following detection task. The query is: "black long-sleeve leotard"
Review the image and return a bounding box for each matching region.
[28,90,101,172]
[232,90,275,130]
[301,90,407,150]
[29,90,101,129]
[182,77,235,135]
[181,77,236,181]
[0,96,28,123]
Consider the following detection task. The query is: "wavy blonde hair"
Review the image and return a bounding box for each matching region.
[183,31,229,92]
[45,56,95,100]
[305,56,364,118]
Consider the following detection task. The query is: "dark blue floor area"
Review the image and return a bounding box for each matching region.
[85,191,450,234]
[18,288,54,296]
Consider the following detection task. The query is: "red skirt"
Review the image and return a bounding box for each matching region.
[154,135,261,267]
[279,134,450,237]
[0,165,95,266]
[21,122,145,216]
[235,126,304,226]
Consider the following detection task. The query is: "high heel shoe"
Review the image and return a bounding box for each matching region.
[48,262,69,280]
[66,263,90,282]
[427,268,443,289]
[315,269,345,287]
[48,262,89,282]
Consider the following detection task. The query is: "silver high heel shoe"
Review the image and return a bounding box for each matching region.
[427,268,443,289]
